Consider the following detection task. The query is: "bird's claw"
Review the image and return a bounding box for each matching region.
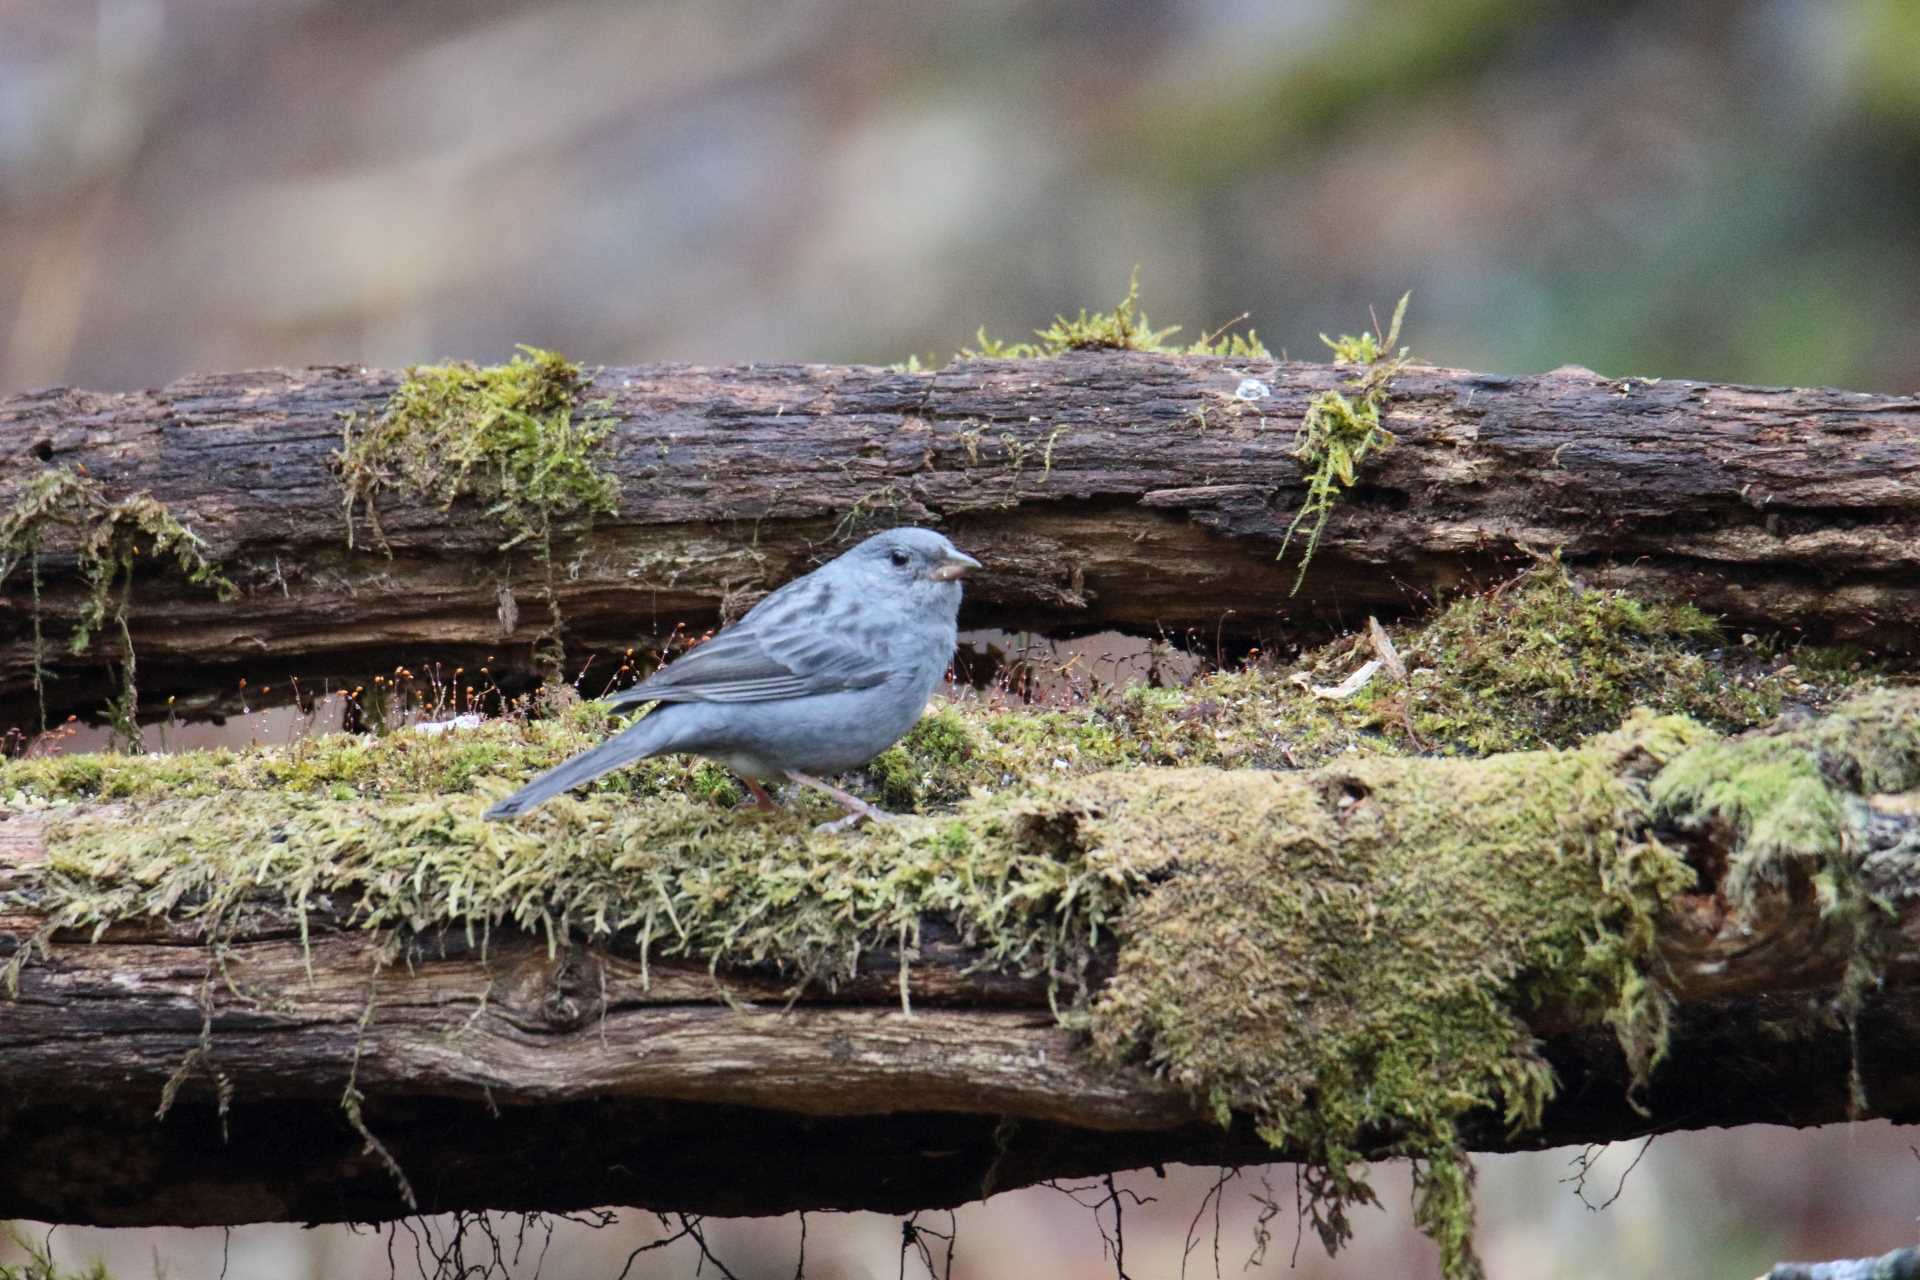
[812,809,894,835]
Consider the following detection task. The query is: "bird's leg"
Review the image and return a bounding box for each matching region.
[783,769,893,828]
[734,777,782,811]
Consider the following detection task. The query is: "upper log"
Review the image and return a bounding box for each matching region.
[3,355,1918,724]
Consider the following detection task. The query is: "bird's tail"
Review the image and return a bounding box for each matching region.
[484,720,668,820]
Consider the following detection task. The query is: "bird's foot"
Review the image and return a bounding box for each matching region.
[732,777,783,814]
[784,769,895,832]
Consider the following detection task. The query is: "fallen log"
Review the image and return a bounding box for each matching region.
[2,689,1916,1234]
[3,354,1917,725]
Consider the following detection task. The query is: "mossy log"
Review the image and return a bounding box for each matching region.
[2,693,1918,1230]
[4,356,1918,723]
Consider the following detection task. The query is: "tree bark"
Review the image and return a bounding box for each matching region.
[3,356,1917,724]
[4,743,1918,1228]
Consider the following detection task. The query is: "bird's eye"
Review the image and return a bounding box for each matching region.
[888,549,911,568]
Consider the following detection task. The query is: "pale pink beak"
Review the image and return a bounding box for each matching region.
[930,551,981,582]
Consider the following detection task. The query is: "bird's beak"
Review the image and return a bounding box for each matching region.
[930,551,981,582]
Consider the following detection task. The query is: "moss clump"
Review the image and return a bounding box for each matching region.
[0,698,673,807]
[858,565,1884,811]
[337,346,619,554]
[9,710,1800,1278]
[1279,293,1410,592]
[0,465,236,743]
[1649,688,1920,1112]
[1350,560,1861,755]
[1076,729,1701,1279]
[9,768,1145,1009]
[963,271,1270,360]
[1650,689,1920,936]
[336,346,620,676]
[6,675,1913,1274]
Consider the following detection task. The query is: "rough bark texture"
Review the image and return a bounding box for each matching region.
[3,356,1917,724]
[3,776,1918,1228]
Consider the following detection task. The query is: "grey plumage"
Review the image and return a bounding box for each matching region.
[484,527,980,820]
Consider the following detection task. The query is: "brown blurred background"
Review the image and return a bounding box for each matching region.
[4,0,1919,1275]
[6,0,1920,396]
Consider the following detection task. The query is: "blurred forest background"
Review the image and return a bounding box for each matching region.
[6,0,1920,395]
[4,0,1919,1276]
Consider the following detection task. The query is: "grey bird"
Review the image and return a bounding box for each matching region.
[484,527,980,823]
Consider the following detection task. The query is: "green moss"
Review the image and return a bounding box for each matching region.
[1279,293,1410,592]
[1649,687,1920,917]
[1647,688,1920,1112]
[0,465,236,742]
[1079,723,1698,1277]
[0,569,1882,818]
[0,561,1904,1276]
[9,768,1142,1010]
[1360,560,1850,755]
[337,346,619,554]
[0,701,678,808]
[335,346,620,676]
[962,271,1271,361]
[4,713,1759,1279]
[863,565,1884,811]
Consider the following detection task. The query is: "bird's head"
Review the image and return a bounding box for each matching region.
[835,527,980,617]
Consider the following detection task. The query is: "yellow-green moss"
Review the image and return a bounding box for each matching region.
[860,565,1884,812]
[0,465,236,742]
[1355,560,1853,755]
[1648,687,1920,1112]
[1,567,1881,815]
[0,698,665,807]
[335,346,620,676]
[337,346,619,555]
[1077,723,1701,1277]
[1279,293,1410,591]
[962,271,1271,361]
[0,568,1902,1277]
[1651,690,1920,930]
[0,711,1767,1279]
[10,767,1145,1005]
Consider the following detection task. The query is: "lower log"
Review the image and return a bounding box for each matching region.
[3,691,1918,1226]
[1,922,1919,1227]
[4,823,1920,1223]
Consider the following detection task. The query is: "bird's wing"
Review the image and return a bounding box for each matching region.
[604,576,889,706]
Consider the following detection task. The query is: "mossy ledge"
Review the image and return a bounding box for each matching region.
[2,566,1911,1277]
[5,693,1916,1276]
